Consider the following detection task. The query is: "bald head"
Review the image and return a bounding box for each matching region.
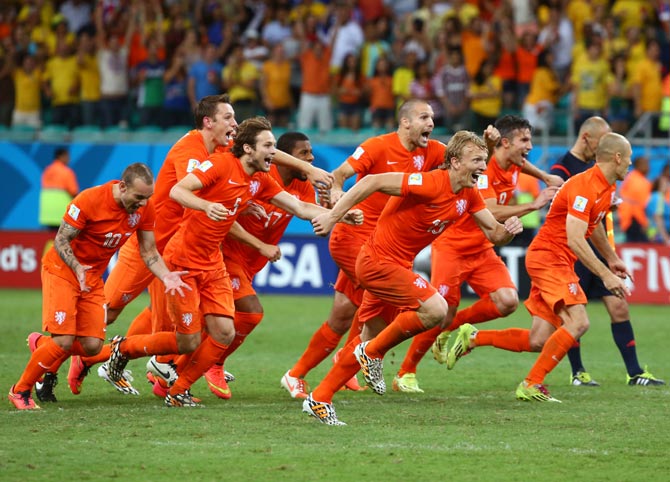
[578,116,611,139]
[596,132,630,161]
[596,132,632,182]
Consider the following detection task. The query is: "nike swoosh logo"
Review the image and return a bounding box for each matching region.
[228,179,240,185]
[285,379,298,392]
[149,360,172,380]
[387,161,398,165]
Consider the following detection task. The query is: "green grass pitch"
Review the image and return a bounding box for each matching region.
[1,289,668,481]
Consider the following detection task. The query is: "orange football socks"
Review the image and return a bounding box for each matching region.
[289,321,342,379]
[526,326,575,385]
[312,335,361,403]
[365,311,426,359]
[15,337,69,392]
[397,324,441,377]
[450,296,502,332]
[474,328,531,352]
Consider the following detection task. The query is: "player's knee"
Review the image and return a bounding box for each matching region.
[81,338,103,356]
[574,318,590,338]
[421,297,448,328]
[106,306,123,325]
[492,289,519,317]
[528,333,546,352]
[176,333,200,353]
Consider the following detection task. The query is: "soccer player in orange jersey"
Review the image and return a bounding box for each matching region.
[61,97,334,399]
[281,99,448,399]
[302,131,523,424]
[102,118,360,406]
[549,117,663,387]
[448,133,634,403]
[392,115,563,393]
[203,131,322,399]
[8,163,190,410]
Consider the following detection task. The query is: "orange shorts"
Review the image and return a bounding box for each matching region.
[41,267,106,339]
[166,264,235,335]
[355,245,436,324]
[333,269,364,306]
[524,248,586,328]
[329,227,365,287]
[431,247,516,306]
[225,257,256,301]
[104,238,153,310]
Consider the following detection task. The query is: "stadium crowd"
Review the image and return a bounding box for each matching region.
[0,0,669,136]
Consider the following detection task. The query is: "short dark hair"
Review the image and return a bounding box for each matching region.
[121,163,154,186]
[231,117,273,158]
[494,115,532,141]
[193,94,231,129]
[54,147,68,159]
[276,132,309,154]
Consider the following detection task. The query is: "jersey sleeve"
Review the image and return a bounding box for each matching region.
[467,188,487,214]
[564,177,594,223]
[400,170,444,201]
[191,154,225,188]
[475,173,497,200]
[63,188,94,230]
[347,138,382,175]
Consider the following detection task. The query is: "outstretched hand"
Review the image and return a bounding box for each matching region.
[307,167,334,190]
[311,213,336,237]
[162,271,192,297]
[76,264,93,292]
[342,209,363,226]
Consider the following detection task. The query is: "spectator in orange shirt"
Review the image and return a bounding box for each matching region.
[297,25,333,133]
[39,147,79,231]
[618,156,652,242]
[334,52,364,131]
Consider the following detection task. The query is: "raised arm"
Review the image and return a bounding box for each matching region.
[311,172,403,236]
[522,161,564,187]
[170,173,228,222]
[471,208,522,245]
[273,150,334,190]
[485,186,559,222]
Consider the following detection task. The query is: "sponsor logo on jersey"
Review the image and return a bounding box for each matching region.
[413,155,425,171]
[413,277,427,289]
[250,180,260,196]
[568,283,579,295]
[68,204,80,221]
[197,160,213,172]
[573,196,588,212]
[128,213,140,228]
[55,311,66,325]
[408,173,423,185]
[186,158,201,172]
[456,199,467,216]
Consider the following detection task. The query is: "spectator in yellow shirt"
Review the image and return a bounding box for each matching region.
[76,31,101,127]
[42,38,79,128]
[12,52,42,128]
[522,50,561,134]
[570,37,613,132]
[632,39,664,134]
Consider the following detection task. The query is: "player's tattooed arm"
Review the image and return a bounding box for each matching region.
[54,221,92,292]
[54,221,83,272]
